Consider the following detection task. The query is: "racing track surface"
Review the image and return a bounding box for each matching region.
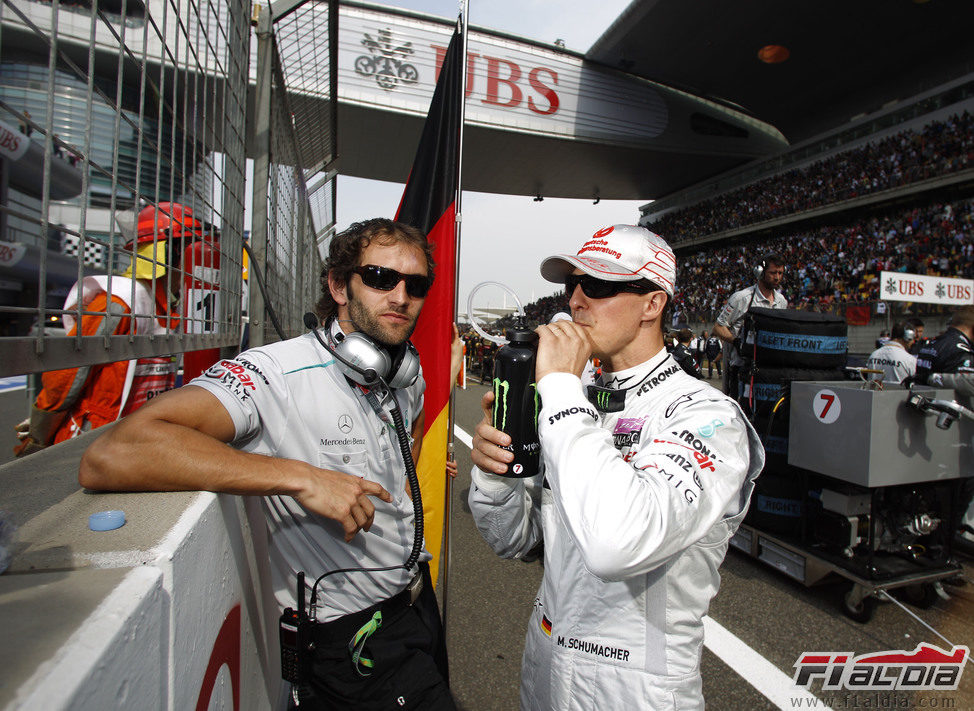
[441,378,974,711]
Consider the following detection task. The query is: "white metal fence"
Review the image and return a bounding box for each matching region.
[0,0,336,376]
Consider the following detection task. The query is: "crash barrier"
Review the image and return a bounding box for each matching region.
[0,433,281,710]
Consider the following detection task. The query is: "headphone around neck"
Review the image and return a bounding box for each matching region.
[304,313,420,389]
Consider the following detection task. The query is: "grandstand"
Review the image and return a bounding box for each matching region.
[643,92,974,353]
[482,92,974,356]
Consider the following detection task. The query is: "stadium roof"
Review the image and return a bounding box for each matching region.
[587,0,974,145]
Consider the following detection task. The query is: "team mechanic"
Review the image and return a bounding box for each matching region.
[468,225,764,710]
[865,321,916,384]
[80,219,455,710]
[712,254,787,397]
[914,305,974,548]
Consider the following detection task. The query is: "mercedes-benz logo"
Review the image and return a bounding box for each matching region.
[338,415,353,433]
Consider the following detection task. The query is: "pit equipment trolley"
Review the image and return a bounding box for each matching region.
[732,381,973,622]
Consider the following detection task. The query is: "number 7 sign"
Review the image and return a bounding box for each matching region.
[813,389,841,424]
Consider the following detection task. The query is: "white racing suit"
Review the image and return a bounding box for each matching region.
[469,348,764,710]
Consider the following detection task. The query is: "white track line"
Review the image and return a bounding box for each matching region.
[453,423,473,450]
[452,422,819,710]
[703,616,818,709]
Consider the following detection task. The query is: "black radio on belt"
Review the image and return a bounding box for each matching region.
[279,571,314,685]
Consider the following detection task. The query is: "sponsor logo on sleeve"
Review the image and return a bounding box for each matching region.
[698,419,724,438]
[204,359,267,401]
[547,405,598,426]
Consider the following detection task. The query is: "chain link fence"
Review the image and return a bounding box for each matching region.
[249,0,336,347]
[0,0,250,378]
[0,0,336,377]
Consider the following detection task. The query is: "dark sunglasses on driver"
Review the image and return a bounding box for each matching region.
[353,265,433,298]
[565,273,657,299]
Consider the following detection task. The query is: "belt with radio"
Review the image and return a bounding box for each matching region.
[279,314,425,703]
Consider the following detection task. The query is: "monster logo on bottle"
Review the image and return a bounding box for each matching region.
[491,324,541,478]
[492,377,510,430]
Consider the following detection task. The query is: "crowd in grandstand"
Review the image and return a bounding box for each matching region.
[674,197,974,323]
[462,110,973,365]
[462,194,972,349]
[647,110,973,244]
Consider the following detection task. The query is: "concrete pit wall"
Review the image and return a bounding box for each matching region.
[0,431,281,710]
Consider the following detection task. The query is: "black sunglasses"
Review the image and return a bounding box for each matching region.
[353,265,432,298]
[565,273,656,299]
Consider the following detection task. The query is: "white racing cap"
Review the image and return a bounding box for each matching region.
[540,225,676,295]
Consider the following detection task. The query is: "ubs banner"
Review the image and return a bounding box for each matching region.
[880,271,974,306]
[337,5,671,145]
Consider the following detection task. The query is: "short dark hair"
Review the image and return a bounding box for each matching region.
[314,218,435,322]
[763,253,784,269]
[677,328,693,343]
[951,305,974,331]
[907,317,925,329]
[891,322,911,341]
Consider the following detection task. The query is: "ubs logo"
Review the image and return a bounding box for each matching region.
[355,29,418,91]
[338,415,353,434]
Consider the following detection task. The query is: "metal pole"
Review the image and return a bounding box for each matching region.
[442,0,470,635]
[250,8,275,348]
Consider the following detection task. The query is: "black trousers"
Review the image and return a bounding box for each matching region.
[295,564,455,710]
[707,352,722,377]
[725,364,741,401]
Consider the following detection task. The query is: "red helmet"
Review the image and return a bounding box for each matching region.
[129,202,202,247]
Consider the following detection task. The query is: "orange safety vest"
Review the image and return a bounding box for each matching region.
[36,277,177,444]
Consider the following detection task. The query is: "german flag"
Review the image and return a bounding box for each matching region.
[395,23,463,586]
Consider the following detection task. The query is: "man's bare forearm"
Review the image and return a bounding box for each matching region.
[712,323,734,343]
[79,415,301,497]
[78,385,393,539]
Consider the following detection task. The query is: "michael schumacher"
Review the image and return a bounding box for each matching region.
[468,225,764,710]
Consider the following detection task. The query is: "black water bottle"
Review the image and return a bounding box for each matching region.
[491,324,541,478]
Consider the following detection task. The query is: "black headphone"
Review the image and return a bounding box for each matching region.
[754,259,767,280]
[304,313,420,389]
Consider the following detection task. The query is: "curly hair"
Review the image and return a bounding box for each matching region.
[313,218,436,323]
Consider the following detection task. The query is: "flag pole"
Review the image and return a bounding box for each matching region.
[442,0,469,635]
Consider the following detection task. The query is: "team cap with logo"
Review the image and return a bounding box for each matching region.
[540,224,676,295]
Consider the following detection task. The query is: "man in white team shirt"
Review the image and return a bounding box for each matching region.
[713,254,788,396]
[80,218,456,709]
[865,321,917,384]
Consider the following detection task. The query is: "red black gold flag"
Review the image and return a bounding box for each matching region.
[395,26,463,585]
